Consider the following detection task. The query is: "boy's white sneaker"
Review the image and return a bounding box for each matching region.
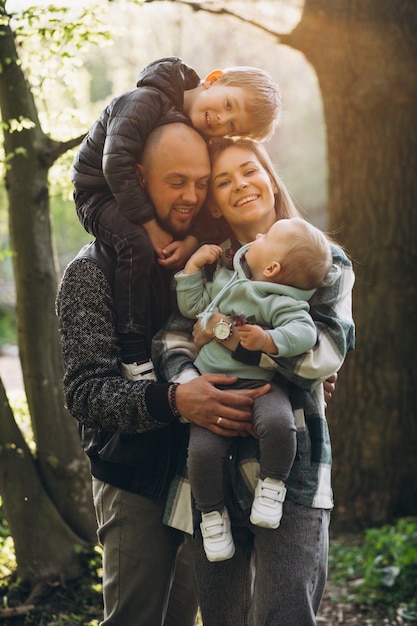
[200,509,235,562]
[250,477,287,529]
[121,360,156,381]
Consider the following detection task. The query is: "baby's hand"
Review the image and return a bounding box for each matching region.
[237,324,270,352]
[183,244,223,275]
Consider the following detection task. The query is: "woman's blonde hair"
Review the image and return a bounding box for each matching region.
[207,137,301,222]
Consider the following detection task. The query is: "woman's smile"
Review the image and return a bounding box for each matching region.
[234,194,259,207]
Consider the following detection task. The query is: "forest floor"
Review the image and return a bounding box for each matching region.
[317,583,402,625]
[0,577,405,626]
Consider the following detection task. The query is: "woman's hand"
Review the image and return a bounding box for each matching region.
[192,311,222,350]
[323,373,337,406]
[192,310,241,353]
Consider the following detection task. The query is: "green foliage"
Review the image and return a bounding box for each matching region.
[0,306,15,347]
[329,519,417,622]
[0,187,90,348]
[0,544,102,625]
[0,502,15,578]
[49,192,92,272]
[361,519,417,617]
[2,3,114,196]
[86,57,114,103]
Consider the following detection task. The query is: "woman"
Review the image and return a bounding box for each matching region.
[154,137,355,626]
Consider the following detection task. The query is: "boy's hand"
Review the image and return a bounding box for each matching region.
[142,219,173,258]
[158,236,199,270]
[183,244,222,274]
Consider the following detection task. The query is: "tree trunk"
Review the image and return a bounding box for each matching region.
[0,0,96,579]
[0,380,88,584]
[285,0,417,526]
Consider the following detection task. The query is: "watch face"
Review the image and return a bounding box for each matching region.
[214,321,232,340]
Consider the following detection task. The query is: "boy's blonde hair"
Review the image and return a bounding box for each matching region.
[276,218,333,290]
[217,67,281,141]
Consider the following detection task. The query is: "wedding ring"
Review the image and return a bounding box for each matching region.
[216,416,223,425]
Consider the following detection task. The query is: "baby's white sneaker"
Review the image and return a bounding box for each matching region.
[121,360,156,381]
[200,508,235,562]
[250,477,287,529]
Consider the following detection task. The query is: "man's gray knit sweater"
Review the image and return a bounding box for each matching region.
[56,241,186,499]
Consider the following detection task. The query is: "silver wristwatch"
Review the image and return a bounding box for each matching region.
[212,319,234,341]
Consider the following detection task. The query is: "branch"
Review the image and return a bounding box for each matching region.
[51,134,87,160]
[143,0,289,42]
[0,605,35,619]
[38,133,87,167]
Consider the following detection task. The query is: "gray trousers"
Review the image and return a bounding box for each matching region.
[92,478,198,626]
[187,381,296,513]
[191,499,330,626]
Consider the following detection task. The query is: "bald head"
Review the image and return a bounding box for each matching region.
[137,123,211,237]
[142,122,208,169]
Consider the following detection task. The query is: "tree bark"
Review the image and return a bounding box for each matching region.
[0,380,88,584]
[283,0,417,526]
[0,0,96,581]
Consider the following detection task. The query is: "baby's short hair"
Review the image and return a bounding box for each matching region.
[278,218,333,290]
[217,67,281,141]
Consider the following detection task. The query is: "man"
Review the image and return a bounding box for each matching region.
[56,121,269,626]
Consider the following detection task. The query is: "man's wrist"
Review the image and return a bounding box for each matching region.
[168,382,191,423]
[168,383,181,417]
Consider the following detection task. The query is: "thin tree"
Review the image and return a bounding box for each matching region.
[0,1,97,587]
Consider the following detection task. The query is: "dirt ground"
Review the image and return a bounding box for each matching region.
[318,585,374,625]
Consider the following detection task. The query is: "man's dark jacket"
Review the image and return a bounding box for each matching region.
[56,240,186,499]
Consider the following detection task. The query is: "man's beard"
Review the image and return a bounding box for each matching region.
[157,212,195,239]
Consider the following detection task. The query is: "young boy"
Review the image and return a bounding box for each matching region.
[175,217,335,562]
[71,57,281,378]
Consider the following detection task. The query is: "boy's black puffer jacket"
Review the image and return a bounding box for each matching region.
[71,57,201,225]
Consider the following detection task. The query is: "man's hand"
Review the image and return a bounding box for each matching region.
[175,373,270,437]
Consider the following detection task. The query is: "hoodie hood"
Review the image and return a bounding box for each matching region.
[136,57,201,108]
